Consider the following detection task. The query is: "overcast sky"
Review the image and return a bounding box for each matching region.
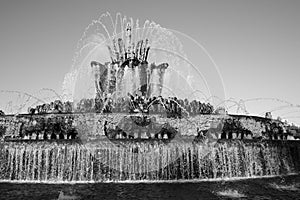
[0,0,299,123]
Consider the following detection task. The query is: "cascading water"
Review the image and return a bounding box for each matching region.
[1,140,299,182]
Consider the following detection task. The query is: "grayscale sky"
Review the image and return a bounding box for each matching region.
[0,0,299,123]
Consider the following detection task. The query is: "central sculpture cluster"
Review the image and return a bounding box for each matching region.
[91,24,169,100]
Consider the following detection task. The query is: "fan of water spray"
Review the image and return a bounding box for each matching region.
[0,89,61,115]
[222,97,300,124]
[62,12,213,105]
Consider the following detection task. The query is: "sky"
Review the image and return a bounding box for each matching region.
[0,0,299,123]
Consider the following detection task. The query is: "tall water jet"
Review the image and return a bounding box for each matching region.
[89,20,169,100]
[63,12,215,104]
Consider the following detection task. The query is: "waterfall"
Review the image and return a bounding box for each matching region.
[131,67,136,95]
[148,63,168,97]
[134,67,140,94]
[122,67,130,96]
[149,69,160,97]
[116,66,125,98]
[0,140,298,182]
[139,63,148,95]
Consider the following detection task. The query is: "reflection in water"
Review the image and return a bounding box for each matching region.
[0,174,300,200]
[270,182,300,191]
[56,191,79,200]
[216,189,247,198]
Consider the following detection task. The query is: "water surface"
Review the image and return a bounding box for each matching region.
[1,174,299,200]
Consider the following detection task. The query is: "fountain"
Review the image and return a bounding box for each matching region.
[0,13,299,183]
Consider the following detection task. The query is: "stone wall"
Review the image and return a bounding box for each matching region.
[0,113,230,140]
[0,113,289,140]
